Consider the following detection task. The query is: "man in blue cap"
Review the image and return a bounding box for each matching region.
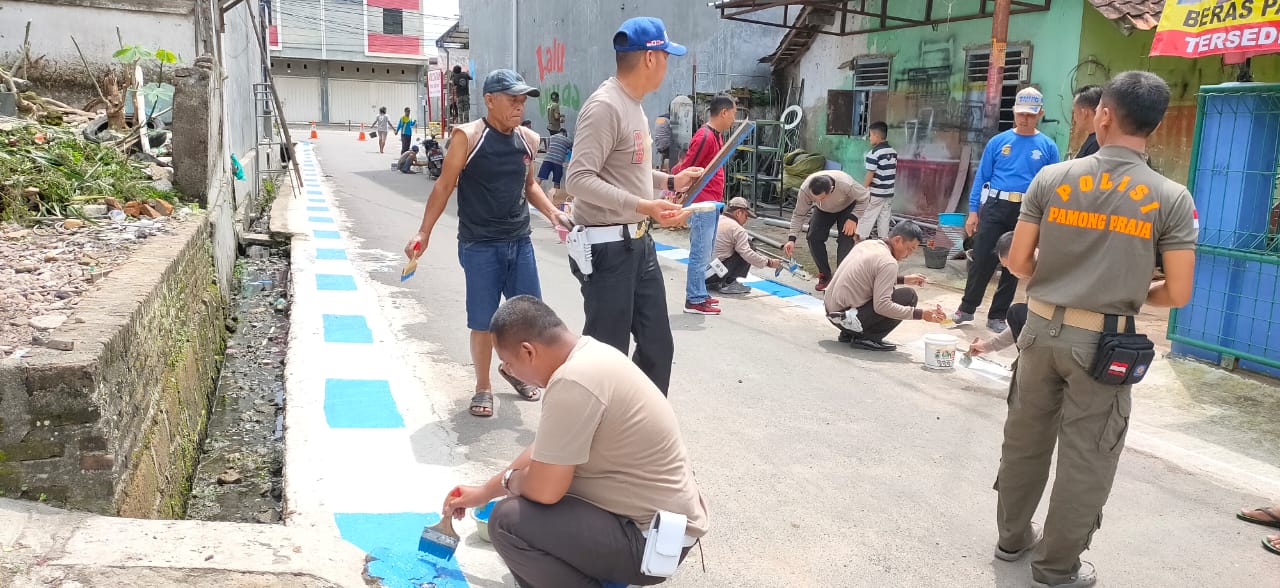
[404,69,570,418]
[565,17,705,396]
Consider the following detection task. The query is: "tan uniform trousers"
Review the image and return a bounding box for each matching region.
[995,308,1132,585]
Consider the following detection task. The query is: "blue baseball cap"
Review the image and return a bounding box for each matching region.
[613,17,686,56]
[483,69,540,97]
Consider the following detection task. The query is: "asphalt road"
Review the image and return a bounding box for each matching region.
[305,130,1277,588]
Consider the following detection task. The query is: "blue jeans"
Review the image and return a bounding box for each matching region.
[685,209,719,304]
[457,237,541,331]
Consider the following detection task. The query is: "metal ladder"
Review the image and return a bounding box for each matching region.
[252,82,287,206]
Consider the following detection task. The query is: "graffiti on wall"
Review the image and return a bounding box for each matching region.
[537,38,566,82]
[537,83,582,114]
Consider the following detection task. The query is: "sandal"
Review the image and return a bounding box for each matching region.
[1264,535,1280,556]
[1238,507,1280,529]
[469,390,494,417]
[499,363,541,401]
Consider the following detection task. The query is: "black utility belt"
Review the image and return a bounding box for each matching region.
[1090,314,1155,386]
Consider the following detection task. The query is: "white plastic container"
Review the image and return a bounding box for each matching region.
[924,334,958,370]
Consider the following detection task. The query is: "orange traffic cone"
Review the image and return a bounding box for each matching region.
[309,121,318,140]
[358,123,367,141]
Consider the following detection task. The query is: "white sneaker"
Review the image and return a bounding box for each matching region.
[994,522,1043,562]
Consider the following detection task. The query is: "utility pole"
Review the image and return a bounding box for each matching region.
[983,0,1011,137]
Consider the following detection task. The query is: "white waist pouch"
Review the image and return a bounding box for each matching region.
[705,258,728,279]
[641,510,689,578]
[566,226,593,276]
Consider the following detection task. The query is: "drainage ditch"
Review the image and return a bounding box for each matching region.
[185,244,289,524]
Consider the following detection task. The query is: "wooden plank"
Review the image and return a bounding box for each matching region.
[8,0,196,15]
[675,120,756,205]
[945,144,973,215]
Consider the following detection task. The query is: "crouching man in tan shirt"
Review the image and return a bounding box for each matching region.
[442,296,709,587]
[823,220,946,351]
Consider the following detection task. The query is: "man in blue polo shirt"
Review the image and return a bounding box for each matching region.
[955,87,1059,333]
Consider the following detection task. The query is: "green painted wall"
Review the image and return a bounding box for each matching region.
[811,0,1085,171]
[1076,6,1280,183]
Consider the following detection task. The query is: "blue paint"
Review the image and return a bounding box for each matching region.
[473,499,499,522]
[315,248,348,260]
[315,274,357,291]
[673,257,689,264]
[309,216,336,223]
[314,230,341,239]
[323,379,404,428]
[308,198,326,203]
[746,279,803,299]
[335,513,469,588]
[306,206,329,212]
[322,314,374,343]
[306,189,323,195]
[653,242,676,252]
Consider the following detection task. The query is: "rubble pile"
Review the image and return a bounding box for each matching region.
[0,212,190,357]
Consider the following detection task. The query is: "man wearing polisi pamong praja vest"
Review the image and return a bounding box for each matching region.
[992,71,1197,588]
[956,87,1059,334]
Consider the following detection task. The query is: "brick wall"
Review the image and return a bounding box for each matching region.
[0,218,227,517]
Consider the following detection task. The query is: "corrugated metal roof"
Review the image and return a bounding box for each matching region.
[1088,0,1163,31]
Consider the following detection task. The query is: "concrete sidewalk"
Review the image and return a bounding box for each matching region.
[0,497,367,587]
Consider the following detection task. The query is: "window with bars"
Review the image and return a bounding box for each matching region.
[965,45,1031,132]
[827,57,891,136]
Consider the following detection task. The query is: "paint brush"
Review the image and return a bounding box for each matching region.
[419,487,462,558]
[400,242,421,282]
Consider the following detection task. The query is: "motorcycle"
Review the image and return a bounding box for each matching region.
[422,135,444,179]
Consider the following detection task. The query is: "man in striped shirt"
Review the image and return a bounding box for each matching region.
[538,129,573,207]
[857,121,898,241]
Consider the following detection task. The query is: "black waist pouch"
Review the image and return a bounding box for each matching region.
[1090,314,1155,385]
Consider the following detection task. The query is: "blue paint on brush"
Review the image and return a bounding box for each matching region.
[335,513,469,588]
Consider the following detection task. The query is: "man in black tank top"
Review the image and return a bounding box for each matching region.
[404,69,570,418]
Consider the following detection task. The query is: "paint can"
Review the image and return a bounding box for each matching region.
[471,498,501,543]
[924,334,958,369]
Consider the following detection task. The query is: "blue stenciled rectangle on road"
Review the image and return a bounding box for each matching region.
[322,314,373,343]
[315,274,357,291]
[309,216,336,223]
[314,230,341,239]
[315,248,348,260]
[308,198,326,203]
[306,189,323,195]
[654,242,677,252]
[323,379,404,428]
[334,513,468,588]
[306,206,329,212]
[745,279,803,298]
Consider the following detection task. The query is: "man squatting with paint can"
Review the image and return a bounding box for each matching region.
[564,17,705,396]
[969,231,1030,357]
[441,296,708,587]
[992,71,1197,588]
[403,69,569,419]
[823,220,946,352]
[956,87,1059,334]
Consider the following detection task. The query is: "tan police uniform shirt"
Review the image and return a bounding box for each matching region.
[565,77,666,227]
[714,215,771,268]
[788,170,871,239]
[823,239,915,320]
[1020,145,1198,316]
[532,336,710,538]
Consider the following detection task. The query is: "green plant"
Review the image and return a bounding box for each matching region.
[113,44,180,127]
[0,122,177,221]
[37,493,47,503]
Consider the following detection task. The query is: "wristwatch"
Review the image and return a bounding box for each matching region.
[667,175,675,191]
[501,468,516,492]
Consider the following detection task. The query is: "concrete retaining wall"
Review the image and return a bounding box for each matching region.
[0,218,227,517]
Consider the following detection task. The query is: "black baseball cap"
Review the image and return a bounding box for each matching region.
[483,69,540,97]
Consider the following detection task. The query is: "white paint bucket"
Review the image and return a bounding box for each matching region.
[924,334,958,369]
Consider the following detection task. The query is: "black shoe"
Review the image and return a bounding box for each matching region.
[850,337,896,352]
[838,331,854,343]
